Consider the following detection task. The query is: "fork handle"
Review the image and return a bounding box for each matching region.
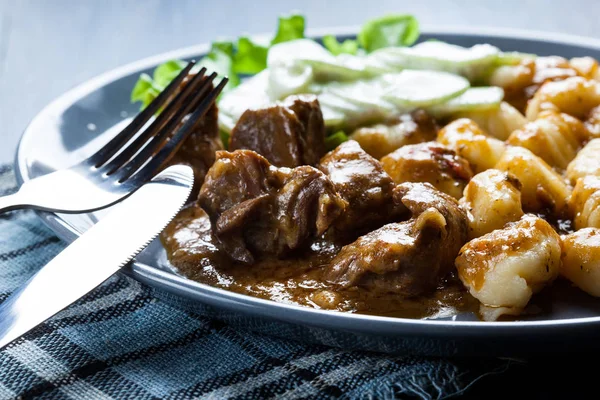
[0,191,26,214]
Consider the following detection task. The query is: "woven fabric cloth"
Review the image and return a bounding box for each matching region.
[0,165,513,399]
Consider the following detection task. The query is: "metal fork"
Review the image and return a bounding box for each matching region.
[0,62,227,214]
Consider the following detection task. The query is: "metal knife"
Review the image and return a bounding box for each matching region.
[0,164,193,349]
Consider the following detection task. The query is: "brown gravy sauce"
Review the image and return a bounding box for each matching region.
[162,206,479,319]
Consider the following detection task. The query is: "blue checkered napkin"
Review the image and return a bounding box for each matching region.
[0,165,513,399]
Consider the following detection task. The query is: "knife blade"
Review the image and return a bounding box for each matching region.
[0,164,193,349]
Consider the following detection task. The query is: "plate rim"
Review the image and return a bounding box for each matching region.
[15,24,600,333]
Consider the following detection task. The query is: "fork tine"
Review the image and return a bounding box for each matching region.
[90,61,196,168]
[113,73,220,182]
[120,77,228,183]
[102,67,210,175]
[106,70,216,178]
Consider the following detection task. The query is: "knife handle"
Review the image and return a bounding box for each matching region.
[0,192,24,214]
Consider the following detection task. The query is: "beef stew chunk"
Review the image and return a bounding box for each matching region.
[199,149,346,263]
[282,95,327,164]
[229,95,326,167]
[318,140,400,234]
[325,182,468,296]
[274,166,348,250]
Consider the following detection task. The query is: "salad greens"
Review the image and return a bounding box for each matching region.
[322,13,421,57]
[198,43,240,86]
[130,12,534,148]
[271,13,306,45]
[131,12,306,109]
[357,14,419,52]
[322,35,359,55]
[233,37,269,74]
[130,12,424,110]
[131,60,185,106]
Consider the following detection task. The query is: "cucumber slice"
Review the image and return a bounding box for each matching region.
[268,39,335,66]
[326,79,397,112]
[221,40,510,131]
[427,86,504,117]
[411,41,500,64]
[318,92,365,117]
[318,91,394,128]
[368,41,500,80]
[219,71,272,132]
[318,93,360,128]
[381,70,470,107]
[304,58,367,81]
[267,63,314,100]
[268,39,369,83]
[318,70,469,128]
[337,53,391,75]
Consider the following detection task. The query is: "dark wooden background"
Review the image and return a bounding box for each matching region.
[1,0,599,163]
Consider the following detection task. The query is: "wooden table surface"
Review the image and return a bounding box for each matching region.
[0,0,598,163]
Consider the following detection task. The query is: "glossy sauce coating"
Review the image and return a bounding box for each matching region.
[162,205,478,319]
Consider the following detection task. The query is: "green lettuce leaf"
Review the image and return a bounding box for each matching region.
[271,13,305,45]
[322,35,359,55]
[130,73,160,106]
[233,37,269,74]
[131,13,310,109]
[212,41,235,57]
[130,61,187,107]
[152,60,187,89]
[358,14,419,52]
[199,44,240,88]
[130,42,241,110]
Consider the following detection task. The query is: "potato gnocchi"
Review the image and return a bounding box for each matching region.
[566,138,600,184]
[507,111,589,170]
[454,102,527,141]
[495,146,570,215]
[570,176,600,230]
[437,118,506,173]
[460,169,524,239]
[526,76,600,120]
[456,215,561,321]
[561,228,600,297]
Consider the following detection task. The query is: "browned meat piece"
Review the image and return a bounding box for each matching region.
[380,142,473,199]
[161,205,231,281]
[325,182,468,296]
[199,150,277,217]
[318,140,400,234]
[198,150,346,263]
[198,149,280,263]
[392,182,468,235]
[395,182,468,267]
[282,95,327,165]
[229,95,326,168]
[273,166,347,250]
[349,110,439,159]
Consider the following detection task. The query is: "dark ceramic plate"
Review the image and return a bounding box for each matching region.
[15,26,600,356]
